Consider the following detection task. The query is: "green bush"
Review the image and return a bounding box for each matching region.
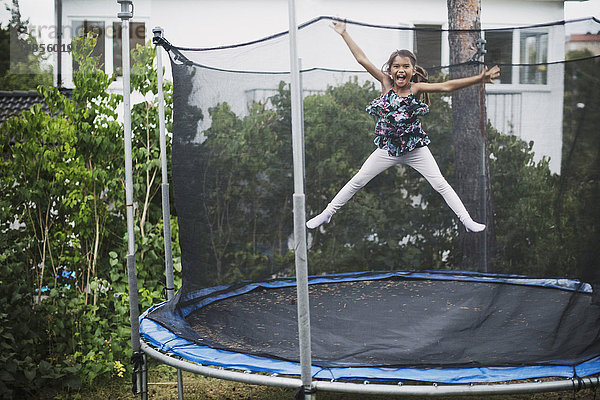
[0,33,176,398]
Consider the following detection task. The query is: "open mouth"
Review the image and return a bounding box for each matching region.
[395,74,407,84]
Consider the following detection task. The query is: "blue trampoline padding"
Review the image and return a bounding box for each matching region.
[140,306,314,376]
[140,270,600,383]
[141,312,600,383]
[576,356,600,378]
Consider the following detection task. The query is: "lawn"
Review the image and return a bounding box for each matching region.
[58,362,598,400]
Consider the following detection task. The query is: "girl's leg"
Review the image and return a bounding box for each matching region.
[401,147,485,232]
[307,148,400,229]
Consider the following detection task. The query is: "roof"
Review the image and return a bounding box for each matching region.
[569,34,600,42]
[0,89,73,125]
[0,91,47,125]
[0,89,74,156]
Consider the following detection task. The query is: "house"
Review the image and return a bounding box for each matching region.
[50,0,590,174]
[567,33,600,54]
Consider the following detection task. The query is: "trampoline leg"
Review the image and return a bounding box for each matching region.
[141,353,148,400]
[305,387,315,400]
[132,352,148,399]
[295,385,316,400]
[177,368,184,400]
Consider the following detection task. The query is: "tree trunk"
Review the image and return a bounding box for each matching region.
[447,0,495,271]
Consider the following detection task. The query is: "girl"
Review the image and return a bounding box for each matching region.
[306,19,500,232]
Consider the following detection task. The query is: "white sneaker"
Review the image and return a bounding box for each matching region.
[306,211,332,229]
[463,219,486,233]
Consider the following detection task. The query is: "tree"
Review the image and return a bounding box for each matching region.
[195,84,292,284]
[561,51,600,284]
[190,77,483,281]
[0,34,178,395]
[0,0,52,90]
[36,32,123,305]
[487,126,564,276]
[129,41,178,290]
[447,0,495,270]
[0,32,125,394]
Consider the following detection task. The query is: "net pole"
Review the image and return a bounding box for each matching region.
[287,0,314,398]
[152,26,183,400]
[117,1,147,398]
[480,137,487,272]
[479,69,488,273]
[152,26,176,317]
[477,39,488,273]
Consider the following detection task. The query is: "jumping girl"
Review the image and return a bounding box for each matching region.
[306,19,500,232]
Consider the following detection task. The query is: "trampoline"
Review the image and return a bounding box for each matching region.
[141,270,600,383]
[115,2,600,397]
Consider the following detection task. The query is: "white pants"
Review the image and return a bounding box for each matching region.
[324,147,471,222]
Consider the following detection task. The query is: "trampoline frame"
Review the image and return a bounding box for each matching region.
[116,2,600,398]
[140,342,600,397]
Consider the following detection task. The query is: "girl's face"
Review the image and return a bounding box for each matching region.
[389,55,415,89]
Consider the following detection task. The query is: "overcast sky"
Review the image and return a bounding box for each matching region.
[2,0,599,37]
[565,0,600,20]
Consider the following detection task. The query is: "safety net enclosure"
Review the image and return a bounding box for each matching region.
[142,16,600,388]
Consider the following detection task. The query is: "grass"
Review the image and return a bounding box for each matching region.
[58,362,599,400]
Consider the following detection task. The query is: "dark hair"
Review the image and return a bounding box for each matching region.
[382,49,430,104]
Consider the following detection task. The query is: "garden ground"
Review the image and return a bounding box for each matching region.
[58,362,598,400]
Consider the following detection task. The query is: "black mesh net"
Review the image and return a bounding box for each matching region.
[145,16,600,378]
[163,17,600,289]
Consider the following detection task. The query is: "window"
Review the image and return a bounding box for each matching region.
[485,30,512,84]
[413,25,442,70]
[72,20,105,72]
[113,22,146,76]
[519,29,548,84]
[484,28,549,85]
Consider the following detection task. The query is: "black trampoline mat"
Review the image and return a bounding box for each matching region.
[185,278,600,368]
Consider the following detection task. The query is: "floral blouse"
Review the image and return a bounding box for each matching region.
[365,89,431,157]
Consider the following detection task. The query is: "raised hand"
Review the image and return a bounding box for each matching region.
[331,18,347,35]
[482,65,501,83]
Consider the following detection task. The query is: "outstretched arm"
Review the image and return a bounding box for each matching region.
[413,65,500,94]
[332,19,391,92]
